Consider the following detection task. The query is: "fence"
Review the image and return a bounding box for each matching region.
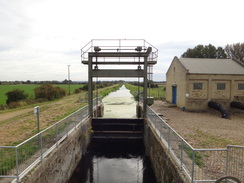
[0,97,102,182]
[146,106,244,183]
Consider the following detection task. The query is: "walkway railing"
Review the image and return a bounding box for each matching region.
[0,97,102,182]
[146,106,244,183]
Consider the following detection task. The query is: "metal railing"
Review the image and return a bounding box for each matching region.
[0,97,102,182]
[146,106,244,183]
[80,39,158,63]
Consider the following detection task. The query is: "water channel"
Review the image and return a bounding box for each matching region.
[68,85,157,183]
[102,85,137,118]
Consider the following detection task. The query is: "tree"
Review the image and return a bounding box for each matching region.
[225,42,244,63]
[182,44,227,59]
[5,89,28,104]
[34,83,66,101]
[216,47,227,59]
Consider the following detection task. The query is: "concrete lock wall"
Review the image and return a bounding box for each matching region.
[21,118,92,183]
[144,120,190,183]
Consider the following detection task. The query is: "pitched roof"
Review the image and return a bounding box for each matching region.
[178,58,244,75]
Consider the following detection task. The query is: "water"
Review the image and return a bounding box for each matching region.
[68,140,157,183]
[68,86,157,183]
[102,85,137,118]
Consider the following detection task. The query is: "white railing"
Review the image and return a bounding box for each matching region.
[0,97,102,182]
[146,106,244,183]
[81,39,158,63]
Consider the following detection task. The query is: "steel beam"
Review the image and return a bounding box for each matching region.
[92,69,144,78]
[88,56,93,117]
[82,61,157,65]
[143,56,148,117]
[88,52,150,58]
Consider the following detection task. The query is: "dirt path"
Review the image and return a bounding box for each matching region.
[151,100,244,148]
[0,93,86,146]
[0,108,33,123]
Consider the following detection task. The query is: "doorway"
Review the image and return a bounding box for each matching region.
[172,86,177,104]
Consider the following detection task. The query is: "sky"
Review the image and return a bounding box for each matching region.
[0,0,243,82]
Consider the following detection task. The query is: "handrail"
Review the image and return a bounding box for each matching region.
[146,105,244,183]
[0,97,102,182]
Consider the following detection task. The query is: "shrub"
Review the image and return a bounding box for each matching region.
[74,88,82,93]
[5,89,28,105]
[35,84,66,101]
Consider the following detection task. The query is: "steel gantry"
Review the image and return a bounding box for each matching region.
[81,39,158,117]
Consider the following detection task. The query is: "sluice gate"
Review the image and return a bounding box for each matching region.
[92,118,144,140]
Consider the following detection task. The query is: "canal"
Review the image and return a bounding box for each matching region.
[68,85,157,183]
[102,85,137,118]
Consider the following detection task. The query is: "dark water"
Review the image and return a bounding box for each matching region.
[68,140,157,183]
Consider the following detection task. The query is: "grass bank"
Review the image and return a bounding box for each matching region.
[0,84,84,105]
[124,83,165,100]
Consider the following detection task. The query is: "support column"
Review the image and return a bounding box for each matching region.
[88,55,93,117]
[143,56,148,117]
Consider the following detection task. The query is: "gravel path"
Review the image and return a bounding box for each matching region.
[151,100,244,148]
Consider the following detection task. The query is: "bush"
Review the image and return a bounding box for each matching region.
[5,89,28,105]
[74,88,82,93]
[35,84,66,101]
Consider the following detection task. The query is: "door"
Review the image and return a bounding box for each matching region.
[172,86,177,104]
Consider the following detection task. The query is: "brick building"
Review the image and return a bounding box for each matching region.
[166,56,244,111]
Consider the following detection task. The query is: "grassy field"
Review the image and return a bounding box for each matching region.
[0,84,83,105]
[124,83,165,100]
[0,84,121,174]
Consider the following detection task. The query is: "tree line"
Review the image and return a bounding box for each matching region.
[0,80,77,85]
[181,42,244,63]
[2,81,123,109]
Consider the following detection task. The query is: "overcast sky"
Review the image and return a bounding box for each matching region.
[0,0,243,82]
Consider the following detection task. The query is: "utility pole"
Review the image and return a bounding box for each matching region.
[67,65,71,95]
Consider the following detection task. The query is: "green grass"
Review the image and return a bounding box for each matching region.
[187,129,233,148]
[0,84,121,174]
[0,84,84,105]
[148,84,166,100]
[124,83,165,100]
[181,144,205,167]
[0,137,39,175]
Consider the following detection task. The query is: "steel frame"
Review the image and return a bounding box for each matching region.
[83,45,155,117]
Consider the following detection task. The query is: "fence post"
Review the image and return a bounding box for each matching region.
[15,147,19,182]
[180,139,184,170]
[226,146,229,176]
[56,123,58,147]
[66,119,69,137]
[168,127,171,150]
[40,133,43,160]
[159,118,162,139]
[191,149,195,183]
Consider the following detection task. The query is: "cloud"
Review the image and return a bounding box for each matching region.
[0,1,34,51]
[1,0,244,81]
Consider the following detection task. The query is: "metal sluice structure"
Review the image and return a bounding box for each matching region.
[81,39,158,117]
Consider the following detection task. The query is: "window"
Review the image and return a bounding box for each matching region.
[238,83,244,90]
[193,83,203,90]
[217,83,226,90]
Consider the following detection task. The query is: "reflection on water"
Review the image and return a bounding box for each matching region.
[68,140,157,183]
[103,85,137,118]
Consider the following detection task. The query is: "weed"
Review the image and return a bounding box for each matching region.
[181,144,205,167]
